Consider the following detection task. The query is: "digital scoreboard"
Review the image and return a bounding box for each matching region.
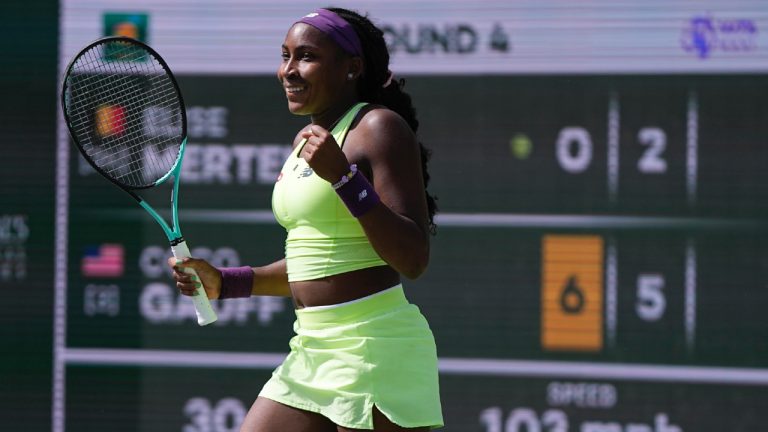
[54,2,768,431]
[58,73,768,432]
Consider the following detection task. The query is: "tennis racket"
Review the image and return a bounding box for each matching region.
[61,36,217,326]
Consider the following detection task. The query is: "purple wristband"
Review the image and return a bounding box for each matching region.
[335,170,380,217]
[218,266,253,299]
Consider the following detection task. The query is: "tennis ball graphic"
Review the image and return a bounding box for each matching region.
[510,133,532,159]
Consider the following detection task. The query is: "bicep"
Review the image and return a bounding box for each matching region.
[364,113,429,229]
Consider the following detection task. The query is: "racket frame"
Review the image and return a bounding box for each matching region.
[61,36,218,326]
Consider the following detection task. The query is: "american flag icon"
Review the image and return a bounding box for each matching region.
[81,244,124,278]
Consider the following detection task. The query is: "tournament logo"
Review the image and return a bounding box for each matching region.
[102,12,149,61]
[680,15,758,59]
[103,12,148,40]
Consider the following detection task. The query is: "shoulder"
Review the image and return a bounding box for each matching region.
[357,105,412,136]
[352,105,416,154]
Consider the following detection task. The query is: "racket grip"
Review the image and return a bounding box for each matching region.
[171,240,218,326]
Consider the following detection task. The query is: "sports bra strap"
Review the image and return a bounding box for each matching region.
[296,102,369,157]
[332,102,368,148]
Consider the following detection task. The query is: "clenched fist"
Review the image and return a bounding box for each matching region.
[299,125,351,183]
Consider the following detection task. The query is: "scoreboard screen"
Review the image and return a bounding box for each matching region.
[52,1,768,431]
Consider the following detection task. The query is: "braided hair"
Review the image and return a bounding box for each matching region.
[327,7,438,234]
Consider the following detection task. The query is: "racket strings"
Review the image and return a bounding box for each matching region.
[84,44,180,182]
[76,84,179,162]
[69,48,179,184]
[64,40,183,188]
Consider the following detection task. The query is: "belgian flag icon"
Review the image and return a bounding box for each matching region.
[541,235,604,352]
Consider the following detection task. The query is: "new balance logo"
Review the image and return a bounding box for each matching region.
[298,167,313,178]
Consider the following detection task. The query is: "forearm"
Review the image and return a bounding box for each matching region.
[357,203,429,279]
[251,258,291,297]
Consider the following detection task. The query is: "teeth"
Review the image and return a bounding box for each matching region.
[286,86,304,93]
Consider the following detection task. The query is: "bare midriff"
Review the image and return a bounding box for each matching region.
[289,265,400,309]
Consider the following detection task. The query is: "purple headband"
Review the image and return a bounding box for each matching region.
[297,9,362,57]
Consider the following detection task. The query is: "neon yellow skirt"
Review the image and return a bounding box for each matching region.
[259,285,444,429]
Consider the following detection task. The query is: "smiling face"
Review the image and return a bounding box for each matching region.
[278,23,356,118]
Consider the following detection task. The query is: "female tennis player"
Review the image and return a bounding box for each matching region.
[170,7,442,431]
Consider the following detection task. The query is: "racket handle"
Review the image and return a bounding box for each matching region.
[171,240,218,326]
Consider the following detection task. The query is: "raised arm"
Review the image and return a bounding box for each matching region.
[297,107,432,279]
[344,108,431,278]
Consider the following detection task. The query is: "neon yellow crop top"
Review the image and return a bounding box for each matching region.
[271,102,387,282]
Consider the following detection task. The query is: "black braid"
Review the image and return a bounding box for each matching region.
[327,7,438,234]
